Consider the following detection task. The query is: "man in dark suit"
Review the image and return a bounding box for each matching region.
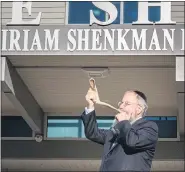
[81,90,158,172]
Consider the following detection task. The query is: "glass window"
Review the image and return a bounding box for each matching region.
[68,2,106,24]
[1,116,32,137]
[97,119,114,129]
[47,116,178,139]
[47,116,114,138]
[47,117,82,138]
[145,116,177,138]
[124,2,138,23]
[124,2,161,23]
[68,2,161,24]
[148,2,160,22]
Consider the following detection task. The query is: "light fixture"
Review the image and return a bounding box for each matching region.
[35,134,43,143]
[81,67,110,78]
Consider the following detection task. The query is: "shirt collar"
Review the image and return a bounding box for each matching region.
[130,116,142,125]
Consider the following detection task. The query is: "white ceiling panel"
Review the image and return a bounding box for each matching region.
[8,55,175,67]
[2,55,178,117]
[15,67,177,116]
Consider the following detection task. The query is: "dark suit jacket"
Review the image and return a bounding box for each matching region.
[81,110,158,172]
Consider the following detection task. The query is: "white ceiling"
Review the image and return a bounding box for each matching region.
[16,67,177,115]
[7,55,175,67]
[2,159,184,171]
[2,55,178,116]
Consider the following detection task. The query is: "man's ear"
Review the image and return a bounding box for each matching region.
[137,105,143,115]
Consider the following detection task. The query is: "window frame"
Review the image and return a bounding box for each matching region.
[1,114,35,140]
[44,113,180,141]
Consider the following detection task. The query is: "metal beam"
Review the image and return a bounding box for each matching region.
[1,57,44,134]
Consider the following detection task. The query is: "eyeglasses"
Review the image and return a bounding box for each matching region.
[118,101,141,108]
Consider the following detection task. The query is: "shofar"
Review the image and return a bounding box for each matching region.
[89,78,121,113]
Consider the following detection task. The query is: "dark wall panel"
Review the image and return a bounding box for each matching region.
[1,140,184,159]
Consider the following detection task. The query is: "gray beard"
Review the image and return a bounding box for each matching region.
[111,117,133,128]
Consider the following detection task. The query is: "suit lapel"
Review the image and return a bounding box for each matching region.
[109,142,118,151]
[106,131,119,155]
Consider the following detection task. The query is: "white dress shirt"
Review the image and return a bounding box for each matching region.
[85,107,94,114]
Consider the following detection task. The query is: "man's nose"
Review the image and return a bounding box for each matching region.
[119,104,124,110]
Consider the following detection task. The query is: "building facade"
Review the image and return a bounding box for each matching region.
[1,1,184,171]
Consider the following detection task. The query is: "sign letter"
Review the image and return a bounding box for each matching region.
[90,2,117,26]
[7,2,42,25]
[133,2,176,24]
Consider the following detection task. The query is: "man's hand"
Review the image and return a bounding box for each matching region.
[85,88,96,109]
[115,112,131,122]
